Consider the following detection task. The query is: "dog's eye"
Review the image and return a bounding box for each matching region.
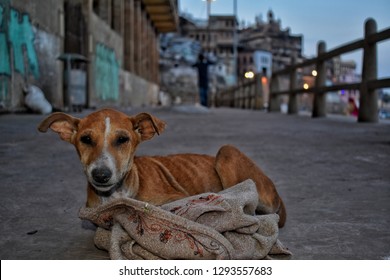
[115,136,129,146]
[80,135,93,145]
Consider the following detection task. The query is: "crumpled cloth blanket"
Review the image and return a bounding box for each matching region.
[79,179,292,260]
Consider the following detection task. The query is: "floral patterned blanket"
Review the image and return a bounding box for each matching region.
[79,179,292,260]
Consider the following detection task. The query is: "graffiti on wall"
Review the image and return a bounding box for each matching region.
[8,9,40,78]
[0,2,40,105]
[0,4,10,75]
[0,5,40,78]
[94,43,119,101]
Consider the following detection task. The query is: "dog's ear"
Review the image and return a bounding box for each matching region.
[131,113,166,141]
[38,112,80,143]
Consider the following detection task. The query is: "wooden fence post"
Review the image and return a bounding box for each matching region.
[254,74,262,109]
[312,41,327,117]
[288,56,298,114]
[245,84,250,108]
[269,75,280,112]
[358,18,378,122]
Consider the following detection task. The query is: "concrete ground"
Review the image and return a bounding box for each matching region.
[0,106,389,260]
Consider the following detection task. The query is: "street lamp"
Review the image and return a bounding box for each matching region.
[233,0,238,85]
[245,71,254,79]
[202,0,216,52]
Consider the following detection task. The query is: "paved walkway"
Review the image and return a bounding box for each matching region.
[1,106,389,259]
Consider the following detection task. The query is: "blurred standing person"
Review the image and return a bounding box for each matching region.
[348,97,359,117]
[193,53,214,107]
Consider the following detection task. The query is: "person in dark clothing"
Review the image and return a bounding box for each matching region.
[192,53,214,107]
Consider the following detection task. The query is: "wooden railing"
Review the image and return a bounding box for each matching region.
[215,18,390,122]
[215,75,264,109]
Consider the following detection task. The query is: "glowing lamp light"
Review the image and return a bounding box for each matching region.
[303,83,309,90]
[244,71,254,79]
[312,70,318,77]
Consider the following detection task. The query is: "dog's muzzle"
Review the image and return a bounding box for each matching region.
[91,167,113,185]
[90,167,125,195]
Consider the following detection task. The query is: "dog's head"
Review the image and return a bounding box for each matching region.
[38,109,165,194]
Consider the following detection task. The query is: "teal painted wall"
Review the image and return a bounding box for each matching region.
[8,9,40,78]
[94,43,119,101]
[0,1,41,108]
[0,4,40,78]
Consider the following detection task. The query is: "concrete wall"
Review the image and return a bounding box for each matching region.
[85,2,159,109]
[120,70,159,107]
[0,0,172,111]
[87,11,123,108]
[0,0,64,111]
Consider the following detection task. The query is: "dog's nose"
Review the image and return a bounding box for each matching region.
[91,167,112,184]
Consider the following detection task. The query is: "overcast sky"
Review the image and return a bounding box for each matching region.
[179,0,390,78]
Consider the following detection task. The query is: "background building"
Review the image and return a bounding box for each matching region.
[178,9,303,85]
[238,10,303,76]
[180,14,237,86]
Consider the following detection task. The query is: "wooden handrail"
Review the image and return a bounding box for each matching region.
[215,18,390,123]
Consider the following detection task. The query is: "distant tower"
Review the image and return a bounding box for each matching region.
[267,9,274,23]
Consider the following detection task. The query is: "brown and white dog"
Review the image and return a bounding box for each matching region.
[38,109,286,227]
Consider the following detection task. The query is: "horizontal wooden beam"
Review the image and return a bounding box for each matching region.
[149,14,173,21]
[270,78,390,96]
[143,0,167,4]
[273,27,390,76]
[145,5,171,14]
[142,0,178,32]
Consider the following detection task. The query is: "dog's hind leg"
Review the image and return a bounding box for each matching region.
[214,145,286,227]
